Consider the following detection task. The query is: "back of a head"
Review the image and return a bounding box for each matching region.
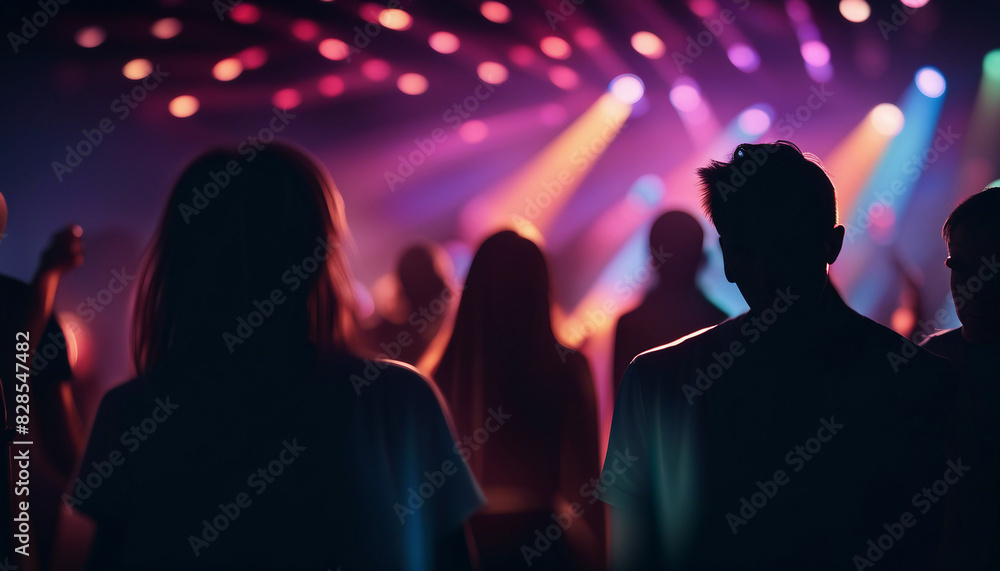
[133,143,355,375]
[649,210,705,283]
[397,243,450,308]
[698,141,839,309]
[943,186,1000,340]
[944,186,1000,253]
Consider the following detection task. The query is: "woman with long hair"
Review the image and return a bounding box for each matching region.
[433,230,605,570]
[75,144,483,570]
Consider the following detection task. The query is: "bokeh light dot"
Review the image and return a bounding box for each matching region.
[169,95,199,118]
[319,39,350,61]
[669,83,701,112]
[900,0,929,7]
[273,88,302,109]
[212,58,243,81]
[871,103,905,136]
[459,120,489,143]
[610,74,644,104]
[75,26,106,48]
[379,9,413,31]
[540,36,571,60]
[151,18,182,39]
[727,43,760,72]
[429,31,460,54]
[230,4,260,24]
[291,19,319,41]
[738,107,772,136]
[318,75,345,97]
[915,66,946,98]
[480,1,512,23]
[801,41,831,67]
[362,59,392,81]
[631,31,666,59]
[397,72,428,95]
[839,0,871,22]
[548,66,579,90]
[477,61,508,84]
[122,58,153,80]
[574,27,602,49]
[237,46,268,69]
[508,45,535,66]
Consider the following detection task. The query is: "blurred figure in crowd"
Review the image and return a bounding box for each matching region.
[434,230,605,570]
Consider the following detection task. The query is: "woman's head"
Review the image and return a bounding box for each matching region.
[133,143,355,375]
[457,230,553,341]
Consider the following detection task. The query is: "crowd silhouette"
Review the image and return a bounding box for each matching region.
[1,140,997,570]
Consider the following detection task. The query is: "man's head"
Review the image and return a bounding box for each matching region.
[697,141,844,311]
[942,187,1000,343]
[649,210,704,285]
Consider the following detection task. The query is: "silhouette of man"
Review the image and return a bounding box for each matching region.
[613,211,727,393]
[921,186,1000,567]
[598,142,972,569]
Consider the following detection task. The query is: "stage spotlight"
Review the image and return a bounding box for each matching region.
[985,49,1000,81]
[397,73,428,95]
[549,66,580,90]
[609,74,644,104]
[477,61,509,84]
[230,4,260,24]
[318,75,345,97]
[900,0,928,7]
[839,0,870,22]
[727,43,760,72]
[738,105,773,136]
[319,39,350,61]
[631,31,666,59]
[429,31,460,54]
[75,26,106,48]
[237,46,268,69]
[272,88,302,109]
[169,95,199,118]
[480,1,512,23]
[122,59,153,80]
[212,58,243,81]
[379,9,413,31]
[291,19,319,41]
[540,37,572,60]
[361,59,391,81]
[151,18,182,39]
[915,67,946,98]
[669,81,701,113]
[870,103,904,136]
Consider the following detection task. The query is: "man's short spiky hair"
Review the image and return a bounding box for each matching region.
[697,141,838,245]
[943,187,1000,247]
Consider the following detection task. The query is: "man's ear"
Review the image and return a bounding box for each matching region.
[826,225,846,265]
[719,236,736,283]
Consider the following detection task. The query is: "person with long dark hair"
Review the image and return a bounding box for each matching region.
[432,230,605,570]
[73,144,483,570]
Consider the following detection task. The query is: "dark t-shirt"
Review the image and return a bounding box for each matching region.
[600,299,970,569]
[74,352,484,570]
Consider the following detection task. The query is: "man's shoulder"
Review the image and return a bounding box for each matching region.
[920,327,963,352]
[625,317,744,384]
